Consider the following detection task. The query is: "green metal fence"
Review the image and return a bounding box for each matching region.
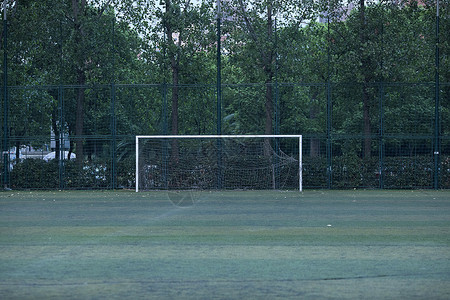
[1,82,448,190]
[0,1,448,190]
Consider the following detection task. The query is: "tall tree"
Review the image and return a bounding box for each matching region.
[62,0,150,163]
[155,0,216,159]
[328,0,442,157]
[276,22,330,157]
[2,0,150,160]
[223,0,317,136]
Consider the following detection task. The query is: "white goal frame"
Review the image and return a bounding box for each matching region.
[135,135,302,192]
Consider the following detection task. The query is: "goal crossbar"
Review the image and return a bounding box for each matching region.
[136,135,302,192]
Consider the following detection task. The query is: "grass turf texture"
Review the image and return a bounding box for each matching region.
[0,190,449,299]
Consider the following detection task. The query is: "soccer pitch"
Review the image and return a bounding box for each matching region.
[1,190,449,299]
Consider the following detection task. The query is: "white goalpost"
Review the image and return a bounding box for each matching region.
[135,135,302,192]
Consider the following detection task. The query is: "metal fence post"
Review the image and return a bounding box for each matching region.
[2,3,8,189]
[162,83,168,189]
[326,82,332,189]
[379,82,384,189]
[110,17,117,189]
[326,13,333,189]
[111,83,116,189]
[58,85,64,190]
[434,0,440,190]
[216,0,223,189]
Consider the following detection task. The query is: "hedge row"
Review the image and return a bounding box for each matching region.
[6,158,135,190]
[1,155,449,189]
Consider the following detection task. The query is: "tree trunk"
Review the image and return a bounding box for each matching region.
[309,93,320,158]
[15,141,20,164]
[75,71,85,164]
[170,59,179,162]
[360,0,371,159]
[237,0,275,142]
[264,4,274,137]
[362,86,371,158]
[265,82,273,136]
[263,4,274,158]
[51,108,60,160]
[165,0,179,163]
[72,0,86,165]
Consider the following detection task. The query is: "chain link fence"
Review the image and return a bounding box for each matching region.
[0,1,448,190]
[1,82,448,190]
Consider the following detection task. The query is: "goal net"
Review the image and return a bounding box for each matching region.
[135,135,302,192]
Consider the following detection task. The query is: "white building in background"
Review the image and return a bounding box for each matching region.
[43,151,76,161]
[50,128,71,151]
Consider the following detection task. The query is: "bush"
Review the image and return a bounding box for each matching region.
[383,156,433,189]
[10,159,59,189]
[6,155,447,189]
[302,156,328,188]
[302,155,436,189]
[117,156,135,189]
[10,159,111,189]
[442,156,450,189]
[64,160,110,189]
[332,155,379,189]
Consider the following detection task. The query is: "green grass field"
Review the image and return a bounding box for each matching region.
[1,190,449,299]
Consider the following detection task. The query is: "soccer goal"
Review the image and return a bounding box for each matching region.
[135,135,302,192]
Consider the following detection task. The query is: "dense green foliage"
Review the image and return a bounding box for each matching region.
[0,0,449,189]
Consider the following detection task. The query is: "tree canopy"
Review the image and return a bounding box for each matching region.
[1,0,448,161]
